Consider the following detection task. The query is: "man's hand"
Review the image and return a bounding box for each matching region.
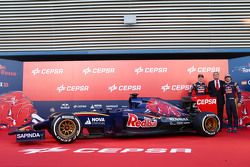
[238,103,242,107]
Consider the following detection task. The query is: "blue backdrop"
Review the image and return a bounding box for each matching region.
[0,59,23,94]
[229,56,250,92]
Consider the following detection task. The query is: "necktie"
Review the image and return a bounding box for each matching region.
[216,80,219,90]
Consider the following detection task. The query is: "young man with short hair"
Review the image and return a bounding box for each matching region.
[188,74,207,96]
[223,74,242,133]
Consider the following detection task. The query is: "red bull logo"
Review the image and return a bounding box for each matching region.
[126,113,157,128]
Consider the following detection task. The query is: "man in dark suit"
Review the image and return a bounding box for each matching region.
[208,72,225,129]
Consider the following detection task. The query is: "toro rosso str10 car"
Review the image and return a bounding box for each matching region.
[9,94,220,144]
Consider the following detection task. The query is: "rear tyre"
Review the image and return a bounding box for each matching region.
[50,114,81,143]
[193,112,220,136]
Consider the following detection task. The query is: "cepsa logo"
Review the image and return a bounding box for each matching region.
[57,84,89,93]
[108,84,141,92]
[134,67,168,75]
[127,113,157,128]
[82,67,115,75]
[197,99,216,105]
[187,66,220,74]
[0,64,17,77]
[20,147,192,154]
[161,84,192,92]
[32,68,64,76]
[0,82,9,88]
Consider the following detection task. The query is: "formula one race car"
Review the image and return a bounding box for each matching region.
[9,94,220,143]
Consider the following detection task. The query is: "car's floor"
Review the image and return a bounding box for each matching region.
[0,128,250,167]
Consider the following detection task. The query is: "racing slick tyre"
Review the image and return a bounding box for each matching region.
[193,112,220,136]
[47,112,62,135]
[50,114,81,144]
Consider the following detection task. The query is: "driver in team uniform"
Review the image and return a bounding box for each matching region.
[188,74,208,96]
[223,74,242,133]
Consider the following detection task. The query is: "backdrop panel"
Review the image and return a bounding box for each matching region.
[22,60,228,117]
[229,56,250,92]
[23,60,228,101]
[229,56,250,126]
[0,59,23,94]
[0,59,23,128]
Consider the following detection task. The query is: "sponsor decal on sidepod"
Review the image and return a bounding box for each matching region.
[84,117,105,125]
[127,113,157,128]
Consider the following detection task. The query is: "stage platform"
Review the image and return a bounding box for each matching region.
[0,128,249,167]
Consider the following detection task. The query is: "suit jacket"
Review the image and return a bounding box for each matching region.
[208,80,225,103]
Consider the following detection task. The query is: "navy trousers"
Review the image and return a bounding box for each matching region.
[226,99,238,128]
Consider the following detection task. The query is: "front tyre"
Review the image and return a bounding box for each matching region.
[47,112,62,135]
[193,112,220,136]
[50,114,81,144]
